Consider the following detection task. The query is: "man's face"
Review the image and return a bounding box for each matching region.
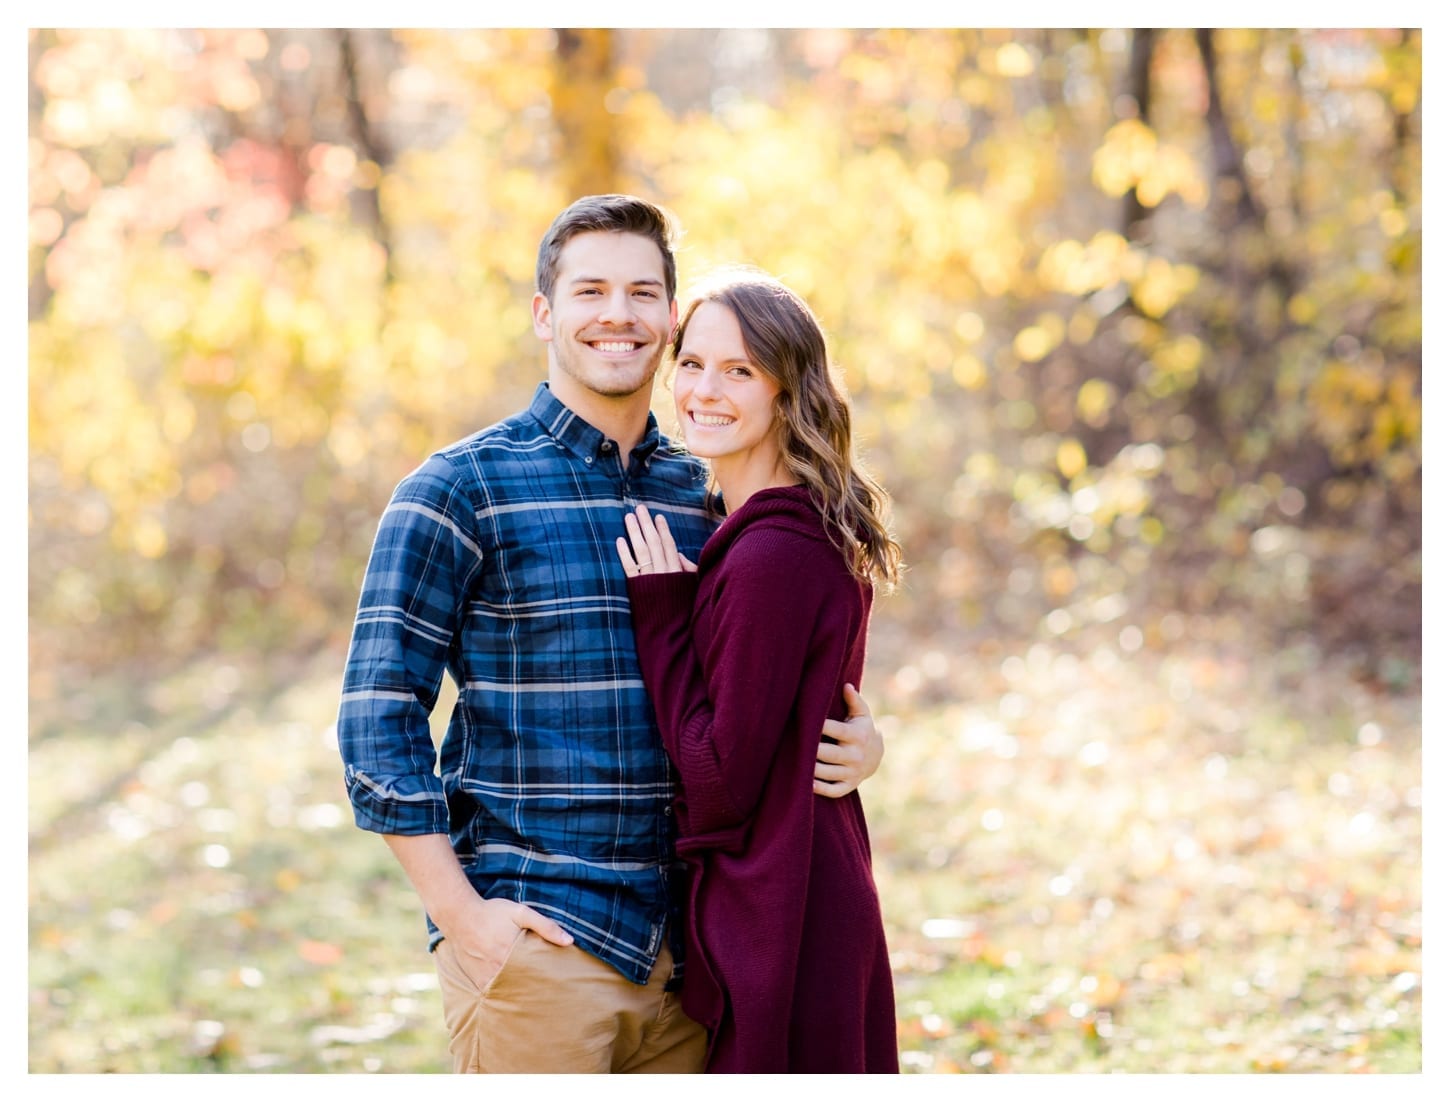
[532,231,677,403]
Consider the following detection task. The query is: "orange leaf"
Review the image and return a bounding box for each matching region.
[298,939,344,965]
[1090,973,1125,1007]
[1347,948,1417,976]
[148,899,179,924]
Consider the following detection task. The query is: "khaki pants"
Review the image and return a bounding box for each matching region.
[433,930,707,1074]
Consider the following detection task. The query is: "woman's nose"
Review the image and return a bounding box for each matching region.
[693,367,722,398]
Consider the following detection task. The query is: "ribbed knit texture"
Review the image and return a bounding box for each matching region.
[628,485,898,1073]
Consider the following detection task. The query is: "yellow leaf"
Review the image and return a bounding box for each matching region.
[952,354,987,390]
[1014,325,1054,363]
[1057,438,1087,479]
[1077,378,1117,427]
[989,41,1033,77]
[133,517,168,559]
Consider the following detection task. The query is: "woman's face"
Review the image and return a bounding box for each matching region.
[673,300,783,467]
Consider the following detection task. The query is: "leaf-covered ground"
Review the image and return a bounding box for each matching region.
[27,630,1421,1073]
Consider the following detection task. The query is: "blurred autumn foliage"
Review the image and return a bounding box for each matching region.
[28,27,1420,688]
[26,28,1422,1075]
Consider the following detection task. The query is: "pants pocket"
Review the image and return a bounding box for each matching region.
[437,928,527,999]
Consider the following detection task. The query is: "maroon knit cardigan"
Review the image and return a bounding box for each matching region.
[627,485,898,1074]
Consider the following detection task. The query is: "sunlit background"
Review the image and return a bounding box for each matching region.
[28,27,1421,1073]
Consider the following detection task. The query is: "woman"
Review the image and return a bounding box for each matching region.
[615,269,903,1073]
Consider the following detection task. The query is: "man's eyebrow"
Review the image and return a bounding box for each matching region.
[568,275,666,287]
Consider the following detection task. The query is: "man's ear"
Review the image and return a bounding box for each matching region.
[531,291,553,341]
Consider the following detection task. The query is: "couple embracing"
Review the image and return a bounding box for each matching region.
[338,194,902,1074]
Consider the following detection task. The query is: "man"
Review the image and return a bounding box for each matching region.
[337,195,883,1074]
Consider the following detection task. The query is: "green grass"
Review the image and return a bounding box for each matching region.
[28,637,1421,1073]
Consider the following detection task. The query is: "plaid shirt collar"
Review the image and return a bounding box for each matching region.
[526,382,667,466]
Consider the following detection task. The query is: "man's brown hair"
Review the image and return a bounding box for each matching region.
[536,194,680,303]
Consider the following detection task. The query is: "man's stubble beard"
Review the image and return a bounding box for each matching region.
[552,328,666,400]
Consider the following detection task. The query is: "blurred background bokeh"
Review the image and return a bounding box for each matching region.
[28,28,1421,1073]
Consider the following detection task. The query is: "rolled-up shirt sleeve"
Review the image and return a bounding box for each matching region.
[337,453,485,835]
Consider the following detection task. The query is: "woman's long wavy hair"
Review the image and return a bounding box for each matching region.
[670,268,904,590]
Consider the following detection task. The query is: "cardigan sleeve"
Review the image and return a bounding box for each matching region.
[628,529,831,835]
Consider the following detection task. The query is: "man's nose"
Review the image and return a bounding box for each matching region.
[597,290,636,324]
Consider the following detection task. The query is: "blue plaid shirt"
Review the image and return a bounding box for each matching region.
[338,383,718,985]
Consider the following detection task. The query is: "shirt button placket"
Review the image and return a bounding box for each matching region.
[620,448,637,508]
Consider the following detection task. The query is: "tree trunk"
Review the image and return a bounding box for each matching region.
[1196,28,1264,229]
[1123,28,1156,242]
[336,29,395,282]
[552,29,620,199]
[29,29,57,321]
[1388,28,1419,207]
[1284,30,1307,226]
[1195,29,1297,299]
